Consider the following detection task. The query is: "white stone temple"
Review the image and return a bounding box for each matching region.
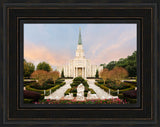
[57,28,103,79]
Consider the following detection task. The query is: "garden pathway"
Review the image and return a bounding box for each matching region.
[45,79,118,100]
[87,79,118,99]
[44,79,72,100]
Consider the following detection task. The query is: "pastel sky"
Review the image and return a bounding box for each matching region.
[24,24,137,69]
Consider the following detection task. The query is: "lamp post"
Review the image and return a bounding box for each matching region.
[50,89,51,95]
[117,89,119,95]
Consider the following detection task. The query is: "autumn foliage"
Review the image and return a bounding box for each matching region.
[48,71,60,84]
[110,67,128,82]
[31,70,49,86]
[100,67,128,84]
[30,70,60,85]
[99,68,109,84]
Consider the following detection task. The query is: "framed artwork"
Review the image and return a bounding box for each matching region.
[0,0,159,126]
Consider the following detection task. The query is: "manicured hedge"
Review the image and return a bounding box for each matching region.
[82,80,89,87]
[68,77,90,97]
[84,92,88,97]
[95,82,135,96]
[24,90,41,101]
[64,88,72,96]
[73,77,85,82]
[73,92,77,97]
[26,82,66,95]
[70,87,77,93]
[70,82,80,87]
[89,88,96,94]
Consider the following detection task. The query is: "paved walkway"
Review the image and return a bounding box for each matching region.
[45,79,72,100]
[45,79,118,100]
[87,79,118,99]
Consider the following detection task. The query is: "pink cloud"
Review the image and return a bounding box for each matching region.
[24,40,72,67]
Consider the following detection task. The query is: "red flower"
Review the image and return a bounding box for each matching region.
[46,99,50,102]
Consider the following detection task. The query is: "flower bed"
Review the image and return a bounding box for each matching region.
[35,98,128,104]
[118,90,137,104]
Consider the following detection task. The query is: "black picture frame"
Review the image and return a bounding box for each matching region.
[0,0,159,126]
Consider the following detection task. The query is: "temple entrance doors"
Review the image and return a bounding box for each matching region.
[78,68,82,77]
[75,67,85,78]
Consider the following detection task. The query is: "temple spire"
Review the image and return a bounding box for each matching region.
[78,27,82,45]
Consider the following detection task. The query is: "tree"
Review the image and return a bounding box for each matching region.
[99,68,109,84]
[36,62,52,72]
[109,67,128,84]
[95,70,99,78]
[106,61,116,70]
[100,63,106,68]
[104,51,137,77]
[48,71,60,84]
[30,70,49,86]
[24,59,35,78]
[61,69,65,78]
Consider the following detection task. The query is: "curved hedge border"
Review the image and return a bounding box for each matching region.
[64,88,72,96]
[26,82,66,96]
[95,82,135,96]
[89,88,96,94]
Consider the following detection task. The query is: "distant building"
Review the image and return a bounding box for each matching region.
[57,28,103,79]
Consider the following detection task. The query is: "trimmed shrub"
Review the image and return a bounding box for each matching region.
[73,92,77,97]
[84,92,88,97]
[30,82,55,90]
[73,77,85,82]
[24,90,41,101]
[89,88,96,94]
[82,80,89,87]
[70,87,77,93]
[64,88,72,96]
[123,90,137,99]
[70,82,80,87]
[84,87,89,92]
[106,82,130,90]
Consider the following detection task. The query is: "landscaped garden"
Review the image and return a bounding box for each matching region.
[24,69,66,103]
[95,66,137,103]
[64,77,96,97]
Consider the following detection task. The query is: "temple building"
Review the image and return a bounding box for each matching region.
[57,28,103,79]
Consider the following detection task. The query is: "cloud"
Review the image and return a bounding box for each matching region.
[24,24,137,67]
[24,40,72,68]
[82,24,137,65]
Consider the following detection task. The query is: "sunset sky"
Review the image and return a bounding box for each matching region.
[24,24,137,69]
